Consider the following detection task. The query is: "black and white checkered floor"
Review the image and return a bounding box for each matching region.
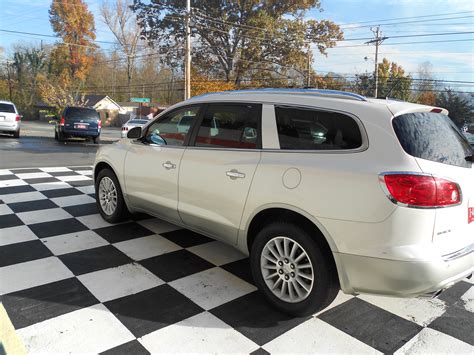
[0,166,472,354]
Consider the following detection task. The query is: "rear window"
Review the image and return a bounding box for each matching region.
[0,103,15,113]
[64,107,99,120]
[392,112,472,168]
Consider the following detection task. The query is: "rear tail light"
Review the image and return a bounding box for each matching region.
[59,117,65,126]
[380,173,461,208]
[15,115,21,121]
[98,120,102,129]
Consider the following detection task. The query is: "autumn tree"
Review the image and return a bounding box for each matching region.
[132,0,343,86]
[49,0,96,82]
[415,61,437,105]
[376,58,412,100]
[101,0,142,100]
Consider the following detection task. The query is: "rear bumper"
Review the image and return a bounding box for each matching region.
[0,122,19,132]
[60,127,100,137]
[335,244,473,297]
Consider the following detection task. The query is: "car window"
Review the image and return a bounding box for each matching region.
[194,104,260,149]
[275,106,362,150]
[0,103,16,113]
[393,112,472,168]
[64,107,99,120]
[128,119,148,124]
[145,106,200,146]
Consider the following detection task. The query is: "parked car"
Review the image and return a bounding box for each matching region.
[121,117,149,138]
[93,89,473,316]
[55,106,101,144]
[0,100,21,138]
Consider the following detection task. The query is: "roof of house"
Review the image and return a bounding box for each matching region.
[83,95,108,107]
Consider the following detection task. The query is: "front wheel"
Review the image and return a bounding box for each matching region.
[250,222,339,317]
[95,168,128,223]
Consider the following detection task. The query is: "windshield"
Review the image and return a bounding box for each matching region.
[393,112,472,168]
[65,107,99,120]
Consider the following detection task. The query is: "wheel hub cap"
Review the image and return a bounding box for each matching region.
[260,236,314,303]
[98,176,118,216]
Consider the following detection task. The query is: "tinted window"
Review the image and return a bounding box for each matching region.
[0,103,15,113]
[275,106,362,150]
[128,119,148,124]
[145,106,199,146]
[195,104,260,149]
[393,112,472,168]
[65,107,99,120]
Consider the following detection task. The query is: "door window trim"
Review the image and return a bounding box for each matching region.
[187,102,263,150]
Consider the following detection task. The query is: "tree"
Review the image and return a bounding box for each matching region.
[415,61,437,105]
[132,1,343,86]
[376,58,412,100]
[101,0,142,100]
[350,72,373,97]
[49,0,96,81]
[436,89,473,128]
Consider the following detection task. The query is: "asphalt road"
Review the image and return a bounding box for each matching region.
[0,121,121,169]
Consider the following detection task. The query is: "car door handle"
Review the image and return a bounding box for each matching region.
[226,169,246,179]
[162,161,176,170]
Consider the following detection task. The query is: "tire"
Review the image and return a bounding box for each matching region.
[250,222,339,317]
[57,130,64,142]
[13,130,20,138]
[54,130,58,140]
[92,136,100,144]
[95,168,128,223]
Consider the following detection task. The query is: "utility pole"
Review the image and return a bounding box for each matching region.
[365,26,387,98]
[184,0,191,100]
[306,44,311,87]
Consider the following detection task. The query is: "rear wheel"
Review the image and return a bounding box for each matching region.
[250,222,339,317]
[54,130,58,140]
[95,168,128,223]
[92,136,100,144]
[13,130,20,138]
[57,130,64,142]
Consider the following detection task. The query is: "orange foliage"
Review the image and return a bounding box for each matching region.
[191,74,237,97]
[417,91,437,106]
[49,0,96,81]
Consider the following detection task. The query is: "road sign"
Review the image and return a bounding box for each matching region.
[131,97,150,103]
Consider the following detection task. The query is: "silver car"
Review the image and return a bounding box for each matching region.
[121,117,150,138]
[94,89,473,316]
[0,101,21,138]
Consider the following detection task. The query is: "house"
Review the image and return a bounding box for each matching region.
[83,95,123,126]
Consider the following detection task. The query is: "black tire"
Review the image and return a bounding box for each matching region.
[95,168,128,223]
[250,222,339,317]
[54,130,58,140]
[92,136,100,144]
[57,130,64,142]
[13,130,20,138]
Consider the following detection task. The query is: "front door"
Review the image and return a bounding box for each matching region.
[124,105,201,223]
[178,103,262,244]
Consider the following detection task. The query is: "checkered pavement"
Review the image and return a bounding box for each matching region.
[0,166,472,354]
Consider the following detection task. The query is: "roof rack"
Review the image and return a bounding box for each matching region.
[192,88,367,102]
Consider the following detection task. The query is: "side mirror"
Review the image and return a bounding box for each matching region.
[127,126,142,139]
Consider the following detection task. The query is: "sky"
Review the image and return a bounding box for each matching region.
[0,0,473,91]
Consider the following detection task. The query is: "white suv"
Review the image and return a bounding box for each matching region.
[94,89,473,316]
[0,100,21,138]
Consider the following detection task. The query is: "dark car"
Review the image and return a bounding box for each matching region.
[55,106,101,144]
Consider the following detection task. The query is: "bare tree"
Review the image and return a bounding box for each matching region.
[101,0,141,100]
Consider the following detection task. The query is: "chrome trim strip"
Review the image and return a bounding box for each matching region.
[442,244,474,261]
[378,171,463,209]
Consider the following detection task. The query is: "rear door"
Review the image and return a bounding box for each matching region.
[178,103,262,244]
[392,111,474,255]
[64,107,100,132]
[0,103,18,128]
